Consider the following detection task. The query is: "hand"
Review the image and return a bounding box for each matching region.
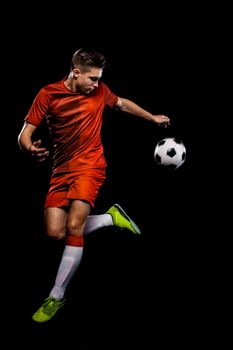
[29,140,49,162]
[152,114,170,128]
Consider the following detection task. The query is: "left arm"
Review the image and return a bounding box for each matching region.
[116,97,170,126]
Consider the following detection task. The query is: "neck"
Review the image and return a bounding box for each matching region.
[64,74,73,91]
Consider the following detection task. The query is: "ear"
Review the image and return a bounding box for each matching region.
[73,69,81,79]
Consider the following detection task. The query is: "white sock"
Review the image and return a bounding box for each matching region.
[50,245,83,300]
[83,213,113,234]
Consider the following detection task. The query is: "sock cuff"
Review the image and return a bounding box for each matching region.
[66,235,84,247]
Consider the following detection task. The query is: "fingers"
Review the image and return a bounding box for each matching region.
[37,150,50,162]
[163,121,170,128]
[161,115,170,123]
[32,149,49,160]
[161,115,170,127]
[157,116,170,128]
[30,141,49,161]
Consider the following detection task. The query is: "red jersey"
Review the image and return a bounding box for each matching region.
[25,79,118,172]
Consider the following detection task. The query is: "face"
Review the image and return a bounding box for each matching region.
[74,67,103,94]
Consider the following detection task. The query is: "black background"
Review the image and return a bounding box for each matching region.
[2,4,211,348]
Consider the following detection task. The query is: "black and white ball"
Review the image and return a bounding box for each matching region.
[154,137,186,169]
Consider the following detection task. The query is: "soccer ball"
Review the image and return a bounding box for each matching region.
[154,137,186,169]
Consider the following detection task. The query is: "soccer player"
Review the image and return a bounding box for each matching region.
[18,48,170,322]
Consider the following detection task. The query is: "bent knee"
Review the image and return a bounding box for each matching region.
[66,220,84,236]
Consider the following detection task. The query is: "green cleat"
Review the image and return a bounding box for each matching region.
[32,296,66,323]
[107,203,141,235]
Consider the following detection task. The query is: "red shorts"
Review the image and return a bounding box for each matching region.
[45,168,106,209]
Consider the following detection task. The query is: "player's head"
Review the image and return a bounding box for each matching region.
[70,48,106,94]
[71,48,106,71]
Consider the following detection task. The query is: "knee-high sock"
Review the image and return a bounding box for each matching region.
[84,214,113,235]
[49,237,83,300]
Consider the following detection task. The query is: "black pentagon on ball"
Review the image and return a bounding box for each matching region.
[182,152,186,161]
[155,154,162,163]
[166,148,176,158]
[157,140,166,146]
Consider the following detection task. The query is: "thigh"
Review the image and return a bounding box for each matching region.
[44,207,68,239]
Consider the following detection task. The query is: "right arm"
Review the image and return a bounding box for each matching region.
[18,122,49,162]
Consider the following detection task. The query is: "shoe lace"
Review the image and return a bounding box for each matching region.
[42,298,58,316]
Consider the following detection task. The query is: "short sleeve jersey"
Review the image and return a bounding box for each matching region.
[25,79,118,173]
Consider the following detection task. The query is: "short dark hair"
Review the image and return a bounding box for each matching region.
[71,48,106,72]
